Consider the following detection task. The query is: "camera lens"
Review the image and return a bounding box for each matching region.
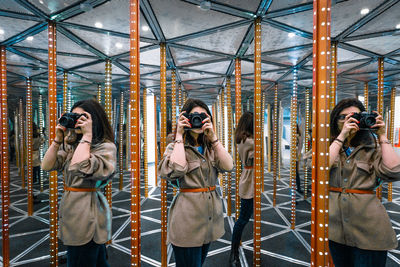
[364,116,376,127]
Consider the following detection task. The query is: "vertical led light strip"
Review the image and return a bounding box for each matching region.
[303,88,311,199]
[1,45,10,267]
[26,79,34,216]
[97,84,102,105]
[113,98,117,129]
[329,41,337,110]
[105,59,113,209]
[220,88,226,198]
[160,43,168,267]
[118,92,124,191]
[129,0,141,264]
[253,17,262,267]
[39,94,44,192]
[272,84,278,206]
[310,1,331,266]
[178,83,182,109]
[261,91,265,192]
[171,70,177,197]
[63,72,68,113]
[19,99,25,188]
[182,89,187,105]
[154,97,158,182]
[388,87,396,202]
[234,58,242,219]
[143,88,149,198]
[363,82,369,110]
[226,78,233,216]
[48,21,58,267]
[376,57,384,200]
[290,69,298,229]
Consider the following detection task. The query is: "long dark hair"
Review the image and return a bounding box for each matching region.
[330,98,374,147]
[179,98,213,149]
[71,99,114,145]
[235,112,253,144]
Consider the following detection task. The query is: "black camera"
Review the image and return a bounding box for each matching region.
[351,112,378,129]
[183,112,208,129]
[59,113,84,128]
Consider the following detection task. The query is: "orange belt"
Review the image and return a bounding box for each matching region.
[64,186,99,192]
[244,166,253,169]
[180,186,216,193]
[329,187,374,195]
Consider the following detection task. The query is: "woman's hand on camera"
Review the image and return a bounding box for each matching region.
[371,111,386,137]
[339,113,359,139]
[177,112,191,136]
[75,112,92,139]
[202,115,217,142]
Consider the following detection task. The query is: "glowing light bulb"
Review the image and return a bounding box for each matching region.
[288,32,295,38]
[95,22,103,28]
[142,25,149,31]
[360,8,369,15]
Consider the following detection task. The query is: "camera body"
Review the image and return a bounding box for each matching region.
[183,112,208,129]
[351,112,378,129]
[59,113,84,128]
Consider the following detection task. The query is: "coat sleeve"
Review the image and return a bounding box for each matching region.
[67,142,117,181]
[158,142,188,181]
[373,147,400,182]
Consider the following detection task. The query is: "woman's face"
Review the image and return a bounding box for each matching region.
[337,106,360,131]
[189,106,208,134]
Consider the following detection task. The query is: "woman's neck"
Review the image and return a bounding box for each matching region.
[190,131,200,146]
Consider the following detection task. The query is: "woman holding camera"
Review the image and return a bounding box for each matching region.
[42,99,116,267]
[329,98,400,267]
[229,112,253,267]
[158,98,233,267]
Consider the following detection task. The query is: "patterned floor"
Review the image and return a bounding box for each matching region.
[1,163,400,266]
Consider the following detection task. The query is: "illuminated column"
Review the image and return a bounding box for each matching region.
[48,21,58,267]
[234,58,242,219]
[113,98,117,128]
[272,84,278,206]
[39,94,44,192]
[154,96,158,182]
[304,88,311,199]
[261,91,265,192]
[126,103,130,170]
[97,84,102,105]
[19,99,26,188]
[178,83,182,109]
[1,45,10,267]
[220,87,226,198]
[26,79,34,216]
[363,83,368,110]
[129,1,141,264]
[226,78,233,216]
[63,72,68,113]
[143,88,149,198]
[278,102,283,180]
[253,17,263,267]
[290,69,298,229]
[160,43,168,267]
[388,87,396,202]
[171,70,177,197]
[267,103,271,173]
[118,92,124,191]
[182,89,187,104]
[310,1,331,266]
[329,41,337,110]
[105,59,113,209]
[376,57,384,200]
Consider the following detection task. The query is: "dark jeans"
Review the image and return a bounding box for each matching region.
[33,166,40,183]
[232,198,254,246]
[67,240,110,267]
[172,243,210,267]
[329,240,387,267]
[296,162,302,193]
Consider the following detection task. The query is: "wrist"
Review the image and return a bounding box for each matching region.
[378,134,388,141]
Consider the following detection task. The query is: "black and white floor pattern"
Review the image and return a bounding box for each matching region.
[2,163,400,266]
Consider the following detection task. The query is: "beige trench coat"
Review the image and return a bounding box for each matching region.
[158,142,233,247]
[49,141,116,246]
[238,138,254,199]
[329,144,400,250]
